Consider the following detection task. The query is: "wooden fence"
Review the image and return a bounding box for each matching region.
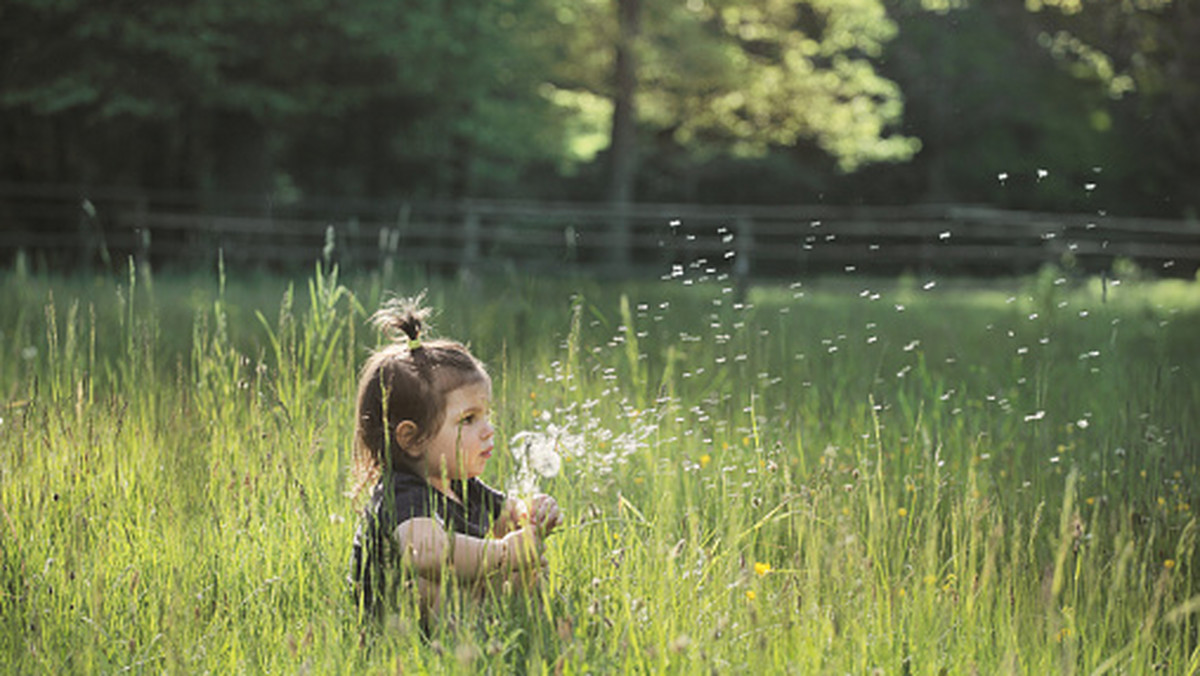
[2,182,1199,280]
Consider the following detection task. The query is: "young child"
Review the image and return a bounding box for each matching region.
[349,297,561,625]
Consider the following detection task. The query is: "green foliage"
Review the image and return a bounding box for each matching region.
[547,0,920,172]
[2,0,1197,211]
[2,267,1198,672]
[0,0,570,197]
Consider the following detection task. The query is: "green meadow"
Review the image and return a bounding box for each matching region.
[2,259,1197,674]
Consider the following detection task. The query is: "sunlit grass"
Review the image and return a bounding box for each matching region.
[1,261,1197,673]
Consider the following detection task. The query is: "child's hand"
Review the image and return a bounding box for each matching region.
[493,497,529,537]
[528,494,562,538]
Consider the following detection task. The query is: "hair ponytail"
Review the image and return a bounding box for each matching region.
[371,294,430,352]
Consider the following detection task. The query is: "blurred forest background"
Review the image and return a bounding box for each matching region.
[1,0,1197,217]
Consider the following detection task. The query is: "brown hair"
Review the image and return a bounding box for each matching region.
[351,295,488,495]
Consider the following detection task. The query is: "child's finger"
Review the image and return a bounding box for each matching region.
[513,500,530,525]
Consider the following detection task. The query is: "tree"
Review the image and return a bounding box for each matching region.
[543,0,921,204]
[1022,0,1200,215]
[0,0,570,199]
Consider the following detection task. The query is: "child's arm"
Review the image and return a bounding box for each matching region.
[394,517,543,583]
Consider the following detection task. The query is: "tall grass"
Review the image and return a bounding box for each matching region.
[1,261,1197,673]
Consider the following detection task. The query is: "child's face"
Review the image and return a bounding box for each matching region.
[419,378,495,483]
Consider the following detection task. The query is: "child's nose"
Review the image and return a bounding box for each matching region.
[482,420,495,440]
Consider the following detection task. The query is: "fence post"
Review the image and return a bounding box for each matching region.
[134,196,149,273]
[735,215,753,299]
[610,203,633,276]
[463,205,481,269]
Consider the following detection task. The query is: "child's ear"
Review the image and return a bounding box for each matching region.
[394,420,421,457]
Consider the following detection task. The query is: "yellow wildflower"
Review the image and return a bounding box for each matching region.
[754,562,771,577]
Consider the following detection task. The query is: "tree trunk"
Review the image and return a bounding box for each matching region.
[607,0,641,271]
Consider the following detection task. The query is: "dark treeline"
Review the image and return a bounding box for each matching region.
[1,0,1196,217]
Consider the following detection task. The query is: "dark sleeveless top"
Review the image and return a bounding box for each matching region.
[349,471,505,615]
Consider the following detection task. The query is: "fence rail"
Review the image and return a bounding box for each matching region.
[2,183,1198,279]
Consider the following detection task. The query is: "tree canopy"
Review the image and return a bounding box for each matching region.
[0,0,1195,216]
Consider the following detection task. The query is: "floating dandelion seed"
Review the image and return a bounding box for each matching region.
[998,172,1009,183]
[1037,168,1049,181]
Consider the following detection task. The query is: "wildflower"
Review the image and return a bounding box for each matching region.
[669,634,692,654]
[745,590,757,601]
[897,507,908,518]
[1165,559,1176,570]
[753,562,771,577]
[455,642,481,667]
[699,454,711,469]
